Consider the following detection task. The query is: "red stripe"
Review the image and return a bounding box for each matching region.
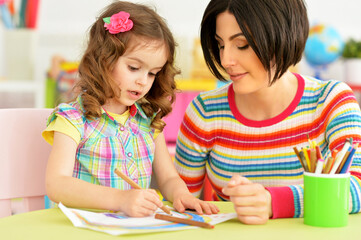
[350,171,361,181]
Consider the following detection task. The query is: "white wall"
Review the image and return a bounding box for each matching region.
[300,0,361,80]
[35,0,361,80]
[1,0,361,98]
[306,0,361,40]
[34,0,211,79]
[36,0,361,38]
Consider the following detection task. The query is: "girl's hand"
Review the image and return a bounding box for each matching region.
[120,189,164,217]
[222,175,272,225]
[172,193,220,215]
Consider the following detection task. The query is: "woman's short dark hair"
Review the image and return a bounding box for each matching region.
[200,0,309,84]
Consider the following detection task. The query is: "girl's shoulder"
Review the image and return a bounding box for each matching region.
[48,96,86,127]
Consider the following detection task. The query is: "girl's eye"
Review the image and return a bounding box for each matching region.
[218,44,224,50]
[128,65,139,71]
[238,44,249,50]
[148,72,157,77]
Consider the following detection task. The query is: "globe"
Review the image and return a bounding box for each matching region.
[304,24,344,67]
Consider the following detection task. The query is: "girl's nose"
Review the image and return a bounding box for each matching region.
[136,74,147,85]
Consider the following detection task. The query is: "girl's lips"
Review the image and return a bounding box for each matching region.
[127,90,142,100]
[229,72,247,81]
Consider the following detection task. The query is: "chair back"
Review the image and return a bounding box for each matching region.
[0,108,52,218]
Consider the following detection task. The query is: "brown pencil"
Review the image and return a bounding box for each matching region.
[293,147,306,170]
[323,157,334,174]
[336,150,351,173]
[155,213,214,229]
[114,168,172,215]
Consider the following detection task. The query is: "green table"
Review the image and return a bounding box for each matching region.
[1,202,360,240]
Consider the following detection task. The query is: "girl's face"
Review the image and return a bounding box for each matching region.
[111,40,168,113]
[215,11,271,95]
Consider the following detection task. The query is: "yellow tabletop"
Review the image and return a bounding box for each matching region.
[1,202,360,240]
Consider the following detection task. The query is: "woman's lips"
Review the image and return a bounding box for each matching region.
[229,72,247,81]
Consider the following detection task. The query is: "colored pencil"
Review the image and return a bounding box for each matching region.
[302,148,311,172]
[299,150,309,172]
[330,138,352,174]
[336,147,351,174]
[114,168,171,215]
[293,147,305,170]
[323,157,334,174]
[309,149,317,172]
[340,143,359,174]
[307,134,313,148]
[315,158,324,174]
[155,213,214,229]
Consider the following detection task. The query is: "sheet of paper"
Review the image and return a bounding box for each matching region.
[58,202,237,236]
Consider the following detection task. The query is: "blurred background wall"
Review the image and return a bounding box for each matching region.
[0,0,361,108]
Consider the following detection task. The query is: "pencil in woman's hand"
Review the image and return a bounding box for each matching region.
[114,168,172,215]
[155,213,214,229]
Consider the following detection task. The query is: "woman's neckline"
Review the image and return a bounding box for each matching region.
[228,72,305,128]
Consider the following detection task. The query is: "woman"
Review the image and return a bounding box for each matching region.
[175,0,361,224]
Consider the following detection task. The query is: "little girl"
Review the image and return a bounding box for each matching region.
[42,1,219,217]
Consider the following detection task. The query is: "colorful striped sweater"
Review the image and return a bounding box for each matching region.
[174,74,361,219]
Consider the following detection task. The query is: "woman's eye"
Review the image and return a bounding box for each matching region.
[128,66,139,71]
[148,72,157,77]
[238,44,249,50]
[218,45,224,50]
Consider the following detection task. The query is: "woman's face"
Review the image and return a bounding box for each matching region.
[215,11,271,95]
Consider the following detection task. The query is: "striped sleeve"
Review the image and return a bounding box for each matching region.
[324,81,361,214]
[175,95,211,198]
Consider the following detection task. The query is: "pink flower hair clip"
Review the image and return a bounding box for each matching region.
[103,11,133,34]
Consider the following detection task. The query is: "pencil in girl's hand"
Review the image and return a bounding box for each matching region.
[114,168,172,215]
[155,213,214,229]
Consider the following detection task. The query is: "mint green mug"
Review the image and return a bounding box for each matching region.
[303,172,350,227]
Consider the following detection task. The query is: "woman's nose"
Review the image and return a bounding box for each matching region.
[221,45,236,68]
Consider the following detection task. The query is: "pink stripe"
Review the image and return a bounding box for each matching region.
[266,186,295,219]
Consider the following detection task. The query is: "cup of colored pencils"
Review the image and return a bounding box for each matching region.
[295,136,356,227]
[293,137,358,174]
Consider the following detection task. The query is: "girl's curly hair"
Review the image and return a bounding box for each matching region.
[75,1,179,131]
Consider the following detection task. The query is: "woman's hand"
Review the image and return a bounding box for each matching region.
[120,189,164,217]
[222,175,272,224]
[172,193,220,215]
